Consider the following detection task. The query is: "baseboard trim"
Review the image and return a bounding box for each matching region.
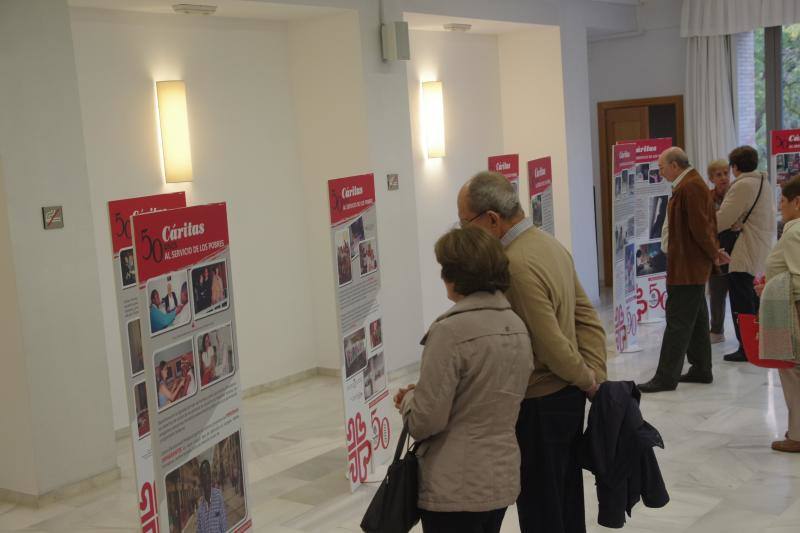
[0,466,121,508]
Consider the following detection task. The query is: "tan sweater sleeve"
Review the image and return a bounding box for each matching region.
[507,267,595,391]
[716,180,749,232]
[573,270,608,383]
[401,322,460,441]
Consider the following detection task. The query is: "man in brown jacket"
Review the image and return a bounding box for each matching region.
[639,147,730,393]
[457,172,607,533]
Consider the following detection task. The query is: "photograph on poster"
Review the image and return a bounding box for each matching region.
[363,351,387,401]
[154,338,197,412]
[343,328,367,379]
[649,195,668,239]
[133,380,150,439]
[335,228,353,287]
[511,180,519,195]
[614,223,625,261]
[147,270,191,336]
[628,169,635,193]
[626,216,635,244]
[776,152,800,186]
[165,431,247,533]
[349,217,365,259]
[359,239,378,276]
[637,163,649,182]
[637,242,667,276]
[120,247,137,288]
[127,318,144,376]
[625,244,636,294]
[648,168,663,184]
[190,260,229,320]
[197,323,236,389]
[614,175,622,200]
[531,194,543,228]
[369,318,382,351]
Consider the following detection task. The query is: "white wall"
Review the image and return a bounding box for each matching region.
[0,0,117,495]
[70,8,318,431]
[407,30,505,326]
[588,0,685,281]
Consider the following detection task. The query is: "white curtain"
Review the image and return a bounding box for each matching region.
[685,35,739,175]
[682,0,800,37]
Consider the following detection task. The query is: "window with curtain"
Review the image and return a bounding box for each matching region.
[736,23,800,170]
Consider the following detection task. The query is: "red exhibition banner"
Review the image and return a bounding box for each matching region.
[630,137,672,323]
[107,192,186,533]
[611,144,639,354]
[771,129,800,233]
[488,154,520,191]
[527,156,555,235]
[131,203,252,533]
[328,173,392,491]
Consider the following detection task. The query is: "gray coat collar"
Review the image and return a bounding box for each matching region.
[421,291,511,345]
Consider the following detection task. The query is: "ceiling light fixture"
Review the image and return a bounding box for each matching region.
[172,4,217,15]
[443,23,472,32]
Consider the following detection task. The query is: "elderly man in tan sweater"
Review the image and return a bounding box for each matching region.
[457,172,607,533]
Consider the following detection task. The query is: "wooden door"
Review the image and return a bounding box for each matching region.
[598,95,684,286]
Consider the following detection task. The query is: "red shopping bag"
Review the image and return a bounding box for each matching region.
[738,314,796,369]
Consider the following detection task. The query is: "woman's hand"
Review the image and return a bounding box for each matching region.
[394,384,416,410]
[754,275,766,297]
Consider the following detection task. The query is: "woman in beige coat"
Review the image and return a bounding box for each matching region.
[758,175,800,452]
[394,226,533,533]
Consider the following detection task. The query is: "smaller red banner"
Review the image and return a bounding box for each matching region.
[329,174,376,227]
[528,157,552,197]
[631,138,672,163]
[772,129,800,155]
[488,154,519,182]
[613,143,636,174]
[108,192,186,254]
[132,203,229,284]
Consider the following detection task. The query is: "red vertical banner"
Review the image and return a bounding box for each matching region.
[328,173,392,491]
[488,154,520,192]
[772,129,800,234]
[107,192,186,533]
[527,156,554,235]
[630,138,672,323]
[131,203,252,533]
[610,144,640,354]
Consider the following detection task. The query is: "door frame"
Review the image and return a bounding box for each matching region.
[597,95,684,287]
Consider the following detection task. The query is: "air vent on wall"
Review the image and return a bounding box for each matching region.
[172,4,217,15]
[443,23,472,32]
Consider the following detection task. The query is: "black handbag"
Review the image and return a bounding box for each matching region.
[718,175,764,273]
[360,426,421,533]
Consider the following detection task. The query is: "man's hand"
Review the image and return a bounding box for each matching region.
[714,249,731,266]
[582,370,600,400]
[754,275,766,297]
[393,384,416,409]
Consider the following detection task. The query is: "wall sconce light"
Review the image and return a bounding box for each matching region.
[421,81,445,158]
[155,80,193,183]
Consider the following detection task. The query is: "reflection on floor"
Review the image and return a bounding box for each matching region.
[2,295,800,532]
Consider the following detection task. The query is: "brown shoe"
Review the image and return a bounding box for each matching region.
[771,438,800,453]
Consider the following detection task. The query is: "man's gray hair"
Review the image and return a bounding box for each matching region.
[663,147,690,170]
[466,171,523,220]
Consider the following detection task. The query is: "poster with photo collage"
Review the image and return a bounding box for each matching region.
[132,203,252,533]
[528,156,555,235]
[611,144,639,353]
[631,138,672,323]
[772,129,800,235]
[107,192,186,533]
[328,173,393,492]
[488,154,520,194]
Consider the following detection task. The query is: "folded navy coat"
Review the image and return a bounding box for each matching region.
[579,381,670,528]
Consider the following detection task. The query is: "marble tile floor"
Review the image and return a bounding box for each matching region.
[2,303,800,532]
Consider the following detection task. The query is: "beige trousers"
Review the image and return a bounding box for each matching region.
[779,366,800,441]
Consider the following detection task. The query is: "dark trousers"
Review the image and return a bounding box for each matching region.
[516,386,586,533]
[727,271,759,354]
[420,508,507,533]
[708,273,729,334]
[654,284,712,385]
